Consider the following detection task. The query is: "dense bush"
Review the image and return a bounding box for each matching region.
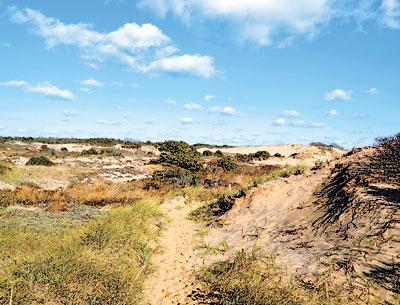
[153,141,204,172]
[214,150,224,157]
[147,167,198,189]
[26,156,54,166]
[202,150,213,157]
[217,156,238,171]
[81,148,98,156]
[252,150,270,159]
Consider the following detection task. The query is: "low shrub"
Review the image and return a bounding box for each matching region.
[61,147,68,152]
[147,167,198,189]
[274,153,283,158]
[214,150,224,157]
[81,148,98,156]
[26,156,54,166]
[217,156,238,172]
[202,150,213,157]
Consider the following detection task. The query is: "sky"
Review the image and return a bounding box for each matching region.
[0,0,399,148]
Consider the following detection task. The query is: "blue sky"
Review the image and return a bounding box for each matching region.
[0,0,399,147]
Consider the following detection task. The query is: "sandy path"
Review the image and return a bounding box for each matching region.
[143,197,204,305]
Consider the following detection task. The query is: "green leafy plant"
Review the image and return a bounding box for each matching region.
[26,156,54,166]
[217,156,238,171]
[152,141,204,172]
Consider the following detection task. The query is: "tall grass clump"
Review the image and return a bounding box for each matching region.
[0,200,161,305]
[193,249,357,305]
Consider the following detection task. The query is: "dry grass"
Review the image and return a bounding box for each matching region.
[0,199,162,305]
[193,249,358,305]
[0,179,168,207]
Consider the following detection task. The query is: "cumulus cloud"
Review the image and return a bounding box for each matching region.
[290,120,327,128]
[325,109,339,116]
[81,78,103,87]
[368,87,380,95]
[63,109,80,117]
[272,118,286,126]
[324,89,352,101]
[181,117,194,124]
[381,0,400,29]
[204,94,215,101]
[96,119,121,126]
[0,42,11,48]
[140,0,332,45]
[9,7,215,78]
[282,110,300,117]
[140,0,400,46]
[166,98,176,105]
[1,80,74,100]
[209,106,238,116]
[142,54,215,78]
[184,101,203,110]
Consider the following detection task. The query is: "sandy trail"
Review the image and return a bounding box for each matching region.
[143,197,204,305]
[143,166,338,304]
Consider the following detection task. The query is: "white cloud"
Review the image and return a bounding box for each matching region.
[111,81,123,87]
[96,119,121,126]
[381,0,400,29]
[0,42,11,48]
[130,83,140,88]
[324,89,352,101]
[80,88,93,94]
[181,117,194,124]
[290,120,327,128]
[10,7,215,78]
[272,118,286,126]
[184,101,203,110]
[145,119,155,124]
[140,0,332,46]
[209,106,238,116]
[63,109,80,117]
[282,110,300,117]
[325,109,339,116]
[142,54,215,78]
[0,124,5,130]
[141,1,400,46]
[166,98,176,105]
[204,94,215,102]
[81,78,103,87]
[1,80,74,100]
[367,87,379,95]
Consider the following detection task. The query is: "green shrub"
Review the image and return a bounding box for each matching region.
[26,156,54,166]
[153,141,204,172]
[100,149,123,157]
[252,151,270,160]
[202,150,213,157]
[214,150,224,157]
[147,167,198,189]
[217,156,238,171]
[274,153,283,158]
[81,148,98,156]
[61,147,68,152]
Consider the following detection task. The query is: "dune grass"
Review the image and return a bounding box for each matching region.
[193,249,357,305]
[0,199,162,305]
